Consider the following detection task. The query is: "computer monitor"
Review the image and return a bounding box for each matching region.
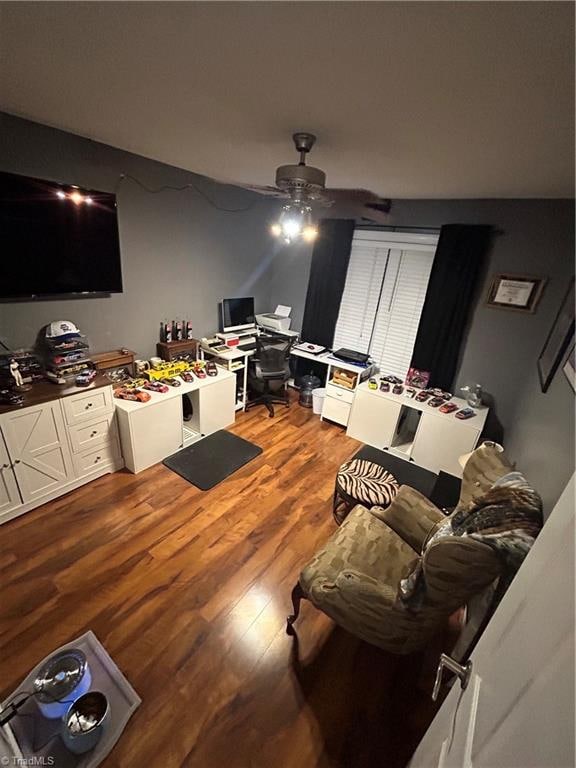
[221,297,255,333]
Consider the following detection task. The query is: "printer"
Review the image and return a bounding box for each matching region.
[255,304,292,333]
[255,313,292,332]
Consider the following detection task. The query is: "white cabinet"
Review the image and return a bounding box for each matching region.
[321,359,375,427]
[411,413,479,476]
[347,383,489,477]
[346,390,402,448]
[1,401,74,503]
[0,432,22,516]
[117,397,183,474]
[114,370,237,474]
[0,383,123,525]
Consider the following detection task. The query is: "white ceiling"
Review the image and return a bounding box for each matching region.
[0,2,574,198]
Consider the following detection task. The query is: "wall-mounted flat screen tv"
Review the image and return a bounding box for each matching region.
[0,170,123,298]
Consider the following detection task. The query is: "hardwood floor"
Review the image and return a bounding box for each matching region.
[0,395,446,767]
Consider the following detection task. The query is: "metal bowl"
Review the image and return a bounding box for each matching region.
[62,691,109,754]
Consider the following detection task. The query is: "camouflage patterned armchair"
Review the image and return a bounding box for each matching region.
[287,444,515,654]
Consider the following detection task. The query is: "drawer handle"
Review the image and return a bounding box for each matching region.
[13,459,21,465]
[85,403,93,410]
[90,430,98,437]
[1,463,9,469]
[95,456,102,463]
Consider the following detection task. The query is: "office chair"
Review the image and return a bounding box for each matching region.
[246,334,294,417]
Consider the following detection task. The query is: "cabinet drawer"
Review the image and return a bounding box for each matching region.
[68,414,117,454]
[325,383,355,404]
[63,387,113,425]
[322,395,351,426]
[73,442,120,477]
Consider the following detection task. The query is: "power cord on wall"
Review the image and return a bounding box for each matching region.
[116,173,259,213]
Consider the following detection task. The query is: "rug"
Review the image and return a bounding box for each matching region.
[163,429,262,490]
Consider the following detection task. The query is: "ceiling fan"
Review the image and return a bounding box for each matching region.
[240,132,392,243]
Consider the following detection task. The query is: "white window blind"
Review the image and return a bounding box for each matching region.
[333,231,438,380]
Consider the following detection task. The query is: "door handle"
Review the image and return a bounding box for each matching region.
[432,653,472,702]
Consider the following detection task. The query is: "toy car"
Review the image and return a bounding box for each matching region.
[114,388,151,403]
[379,381,390,392]
[143,381,169,393]
[428,397,445,408]
[368,377,378,390]
[392,384,404,395]
[180,371,195,383]
[75,369,97,387]
[404,387,416,398]
[429,388,452,401]
[162,377,181,387]
[0,389,24,407]
[455,408,476,420]
[193,362,207,379]
[380,374,402,384]
[205,361,218,377]
[415,390,432,402]
[439,402,458,414]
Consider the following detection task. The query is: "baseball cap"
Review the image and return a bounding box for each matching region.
[45,320,82,340]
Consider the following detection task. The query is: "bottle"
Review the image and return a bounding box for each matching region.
[165,321,172,343]
[160,321,166,343]
[175,320,183,341]
[186,321,193,340]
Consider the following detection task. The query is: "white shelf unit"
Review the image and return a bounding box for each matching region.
[347,382,489,477]
[115,370,236,473]
[199,339,255,412]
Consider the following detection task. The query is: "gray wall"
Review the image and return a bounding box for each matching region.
[0,112,277,357]
[270,200,575,513]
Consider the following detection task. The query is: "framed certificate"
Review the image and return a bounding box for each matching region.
[486,273,546,312]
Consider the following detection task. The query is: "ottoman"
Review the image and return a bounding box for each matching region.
[333,458,399,524]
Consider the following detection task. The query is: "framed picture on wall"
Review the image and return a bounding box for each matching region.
[486,273,547,312]
[564,345,576,392]
[537,279,575,393]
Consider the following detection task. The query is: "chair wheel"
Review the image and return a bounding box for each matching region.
[269,412,273,418]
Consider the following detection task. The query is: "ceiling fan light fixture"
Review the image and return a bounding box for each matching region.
[271,201,318,245]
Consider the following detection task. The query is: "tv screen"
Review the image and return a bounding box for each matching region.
[0,170,123,298]
[221,297,255,331]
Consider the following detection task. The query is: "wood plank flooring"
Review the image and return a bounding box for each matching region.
[0,395,446,767]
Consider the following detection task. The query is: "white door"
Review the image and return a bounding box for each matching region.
[1,402,74,503]
[409,474,575,768]
[0,430,22,518]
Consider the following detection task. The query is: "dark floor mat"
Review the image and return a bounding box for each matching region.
[163,430,262,490]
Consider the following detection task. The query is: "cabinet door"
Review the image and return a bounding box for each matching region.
[0,430,22,518]
[411,412,479,476]
[196,377,235,435]
[1,402,74,503]
[346,390,401,448]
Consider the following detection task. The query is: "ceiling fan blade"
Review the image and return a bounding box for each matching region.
[234,182,289,198]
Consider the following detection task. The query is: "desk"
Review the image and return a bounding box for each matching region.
[290,349,375,427]
[114,369,236,473]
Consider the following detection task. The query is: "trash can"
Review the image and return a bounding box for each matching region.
[312,387,326,415]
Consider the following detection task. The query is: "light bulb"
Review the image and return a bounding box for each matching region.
[56,190,66,200]
[85,196,93,205]
[282,218,302,238]
[302,226,318,243]
[270,223,282,237]
[69,191,84,205]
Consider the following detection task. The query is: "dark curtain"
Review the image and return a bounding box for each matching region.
[411,224,492,391]
[301,219,355,347]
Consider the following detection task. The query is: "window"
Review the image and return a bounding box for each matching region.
[333,231,438,379]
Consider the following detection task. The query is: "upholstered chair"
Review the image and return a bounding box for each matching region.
[287,445,519,654]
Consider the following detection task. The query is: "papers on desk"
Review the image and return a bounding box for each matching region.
[275,304,291,317]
